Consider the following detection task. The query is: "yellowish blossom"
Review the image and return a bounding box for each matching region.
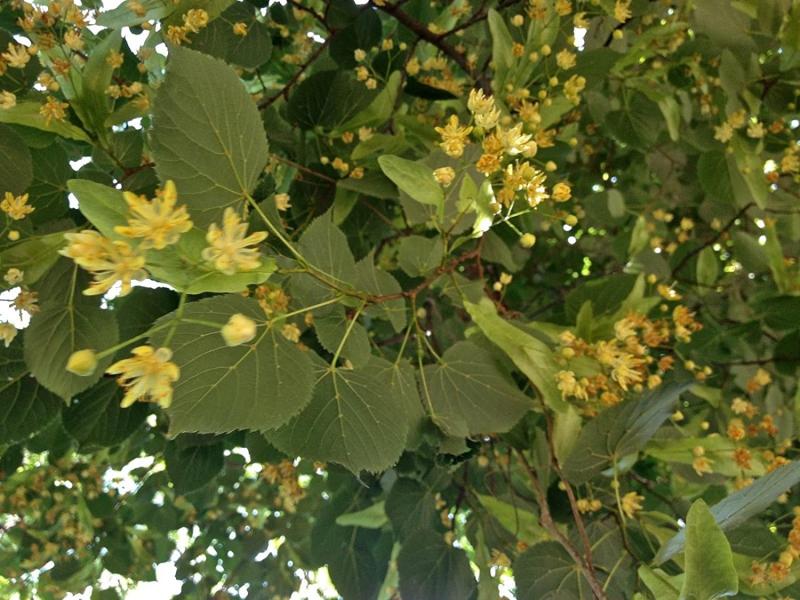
[1,192,33,220]
[621,491,643,518]
[115,181,192,249]
[0,323,17,348]
[106,346,180,409]
[60,230,147,296]
[435,115,473,158]
[201,208,268,275]
[221,313,258,346]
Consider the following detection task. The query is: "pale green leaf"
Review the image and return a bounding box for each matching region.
[336,501,387,529]
[397,530,477,600]
[150,295,315,435]
[24,261,119,400]
[656,461,800,564]
[268,356,411,473]
[0,339,62,443]
[421,340,532,437]
[151,47,269,226]
[464,298,564,412]
[0,230,67,285]
[0,124,32,196]
[562,381,691,484]
[0,101,90,142]
[378,155,445,210]
[680,500,738,600]
[397,235,444,277]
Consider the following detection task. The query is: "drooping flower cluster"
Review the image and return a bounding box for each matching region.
[554,308,703,414]
[60,230,147,297]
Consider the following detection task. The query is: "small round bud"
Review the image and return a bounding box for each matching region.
[511,14,524,26]
[519,233,537,248]
[66,349,98,377]
[613,29,624,40]
[565,214,578,226]
[221,313,258,347]
[541,44,552,56]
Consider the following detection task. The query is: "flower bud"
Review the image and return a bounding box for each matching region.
[221,313,257,346]
[520,233,536,248]
[66,349,98,376]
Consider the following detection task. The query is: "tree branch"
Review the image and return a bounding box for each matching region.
[516,449,609,600]
[257,38,331,110]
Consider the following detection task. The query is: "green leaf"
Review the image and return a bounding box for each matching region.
[515,542,591,599]
[268,356,411,473]
[396,235,444,277]
[397,530,477,600]
[0,124,33,196]
[336,501,387,529]
[24,261,119,400]
[421,340,532,437]
[385,478,438,540]
[62,378,148,448]
[151,47,269,226]
[680,499,738,600]
[0,339,62,443]
[476,494,547,545]
[561,381,690,484]
[67,179,127,239]
[0,230,67,285]
[638,565,683,600]
[28,143,72,223]
[149,295,315,435]
[288,70,377,130]
[464,298,564,412]
[696,247,719,286]
[338,71,403,132]
[329,8,382,68]
[656,461,800,564]
[354,252,407,332]
[658,96,681,141]
[73,31,121,135]
[0,101,90,142]
[607,189,626,219]
[378,155,445,211]
[313,305,372,368]
[164,439,224,494]
[487,9,514,91]
[697,151,733,200]
[373,359,426,448]
[190,2,272,69]
[96,0,177,28]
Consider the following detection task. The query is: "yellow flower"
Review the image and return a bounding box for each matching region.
[2,43,30,69]
[115,180,192,249]
[551,182,572,202]
[107,346,180,409]
[467,88,495,115]
[556,49,576,70]
[0,90,16,109]
[0,323,17,348]
[201,208,268,275]
[63,29,84,51]
[354,48,366,62]
[281,323,301,343]
[556,370,589,401]
[66,349,98,376]
[166,25,189,45]
[621,491,643,518]
[614,0,632,22]
[106,50,124,68]
[61,230,147,296]
[496,123,536,156]
[13,289,38,314]
[221,313,258,346]
[519,233,536,248]
[4,268,23,285]
[714,122,734,143]
[1,192,34,220]
[40,96,68,124]
[746,121,765,139]
[232,22,248,36]
[435,115,473,158]
[274,193,291,211]
[691,446,714,476]
[182,8,209,33]
[433,166,456,187]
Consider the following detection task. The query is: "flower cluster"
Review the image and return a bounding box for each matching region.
[554,308,702,414]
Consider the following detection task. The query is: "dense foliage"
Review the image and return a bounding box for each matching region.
[1,0,799,597]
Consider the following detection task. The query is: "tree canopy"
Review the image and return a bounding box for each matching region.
[1,0,799,598]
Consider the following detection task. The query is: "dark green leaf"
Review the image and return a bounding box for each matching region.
[397,530,477,600]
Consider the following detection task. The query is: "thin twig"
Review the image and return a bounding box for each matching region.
[257,38,331,109]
